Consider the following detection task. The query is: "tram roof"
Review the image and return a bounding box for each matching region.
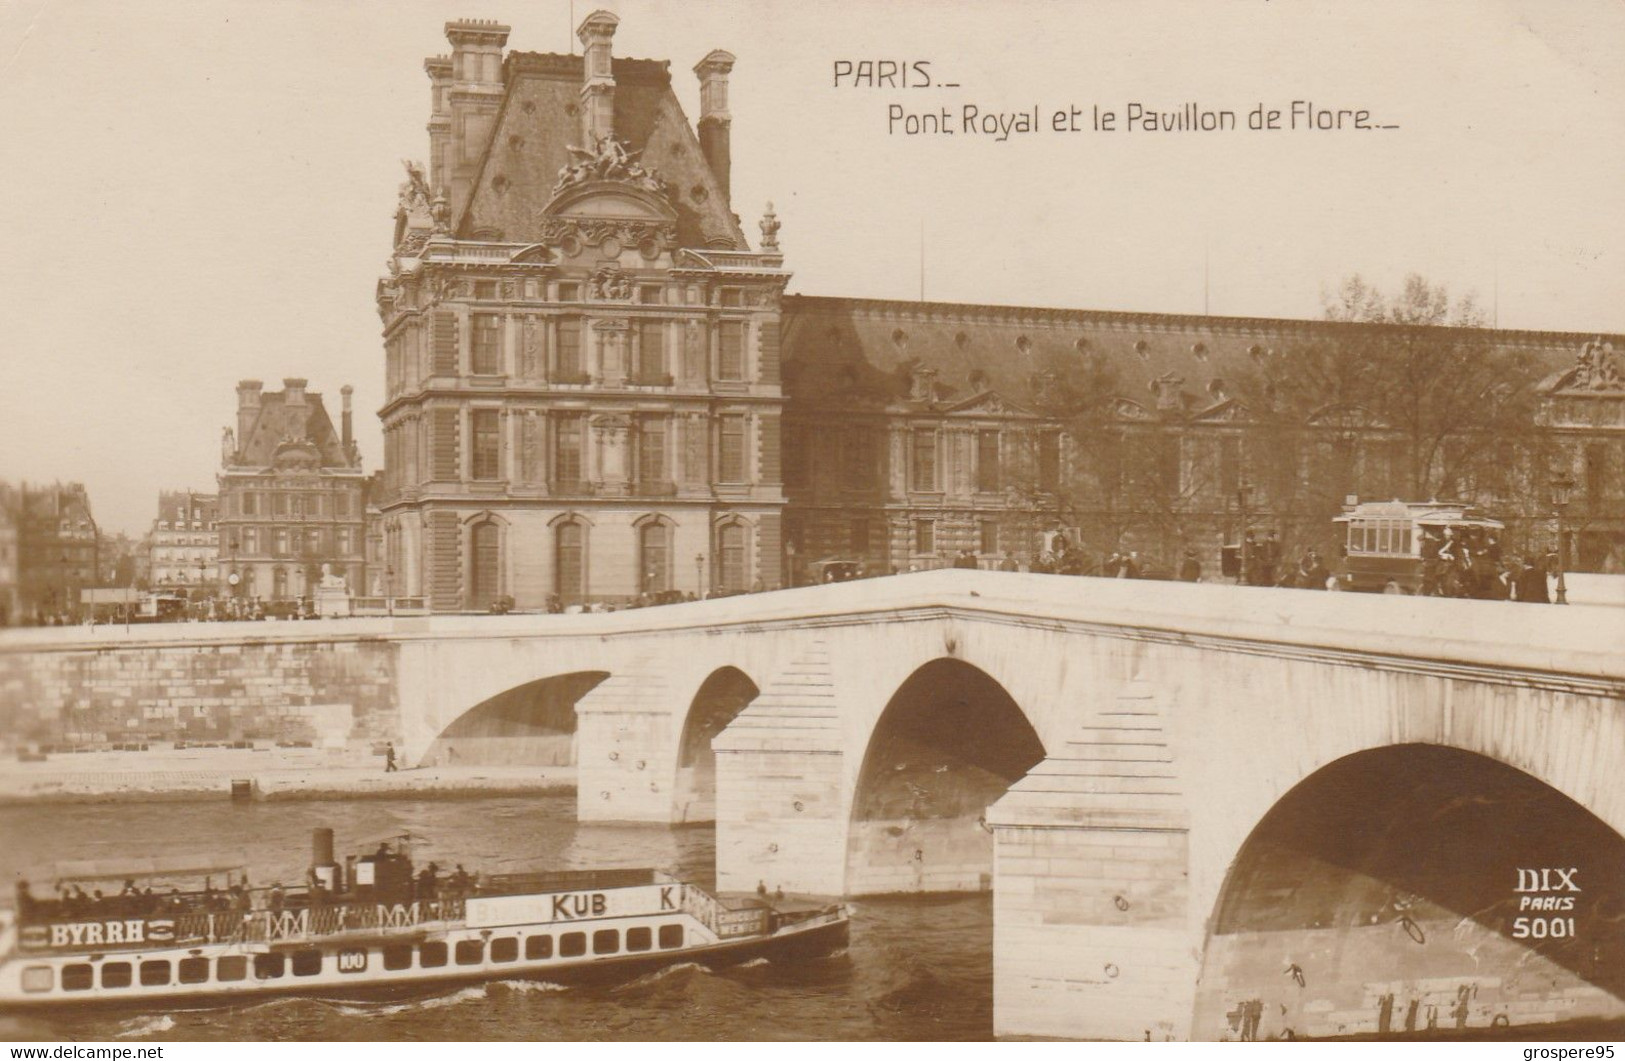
[1334,499,1504,528]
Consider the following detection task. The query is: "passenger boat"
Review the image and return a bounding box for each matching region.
[0,830,847,1012]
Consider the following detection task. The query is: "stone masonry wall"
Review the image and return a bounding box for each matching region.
[0,639,399,750]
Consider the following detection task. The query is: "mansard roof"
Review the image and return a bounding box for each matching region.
[780,294,1610,423]
[233,390,351,471]
[459,54,745,251]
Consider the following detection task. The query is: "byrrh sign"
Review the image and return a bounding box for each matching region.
[21,918,177,949]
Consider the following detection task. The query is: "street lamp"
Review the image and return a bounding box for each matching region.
[385,565,395,616]
[1235,479,1254,586]
[695,553,705,598]
[1551,471,1575,606]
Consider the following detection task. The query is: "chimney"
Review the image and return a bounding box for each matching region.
[694,50,736,205]
[423,55,453,196]
[340,385,354,452]
[283,378,307,407]
[443,20,510,219]
[577,11,620,146]
[236,380,263,442]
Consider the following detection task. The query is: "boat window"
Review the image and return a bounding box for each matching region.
[625,927,652,953]
[382,944,413,971]
[217,956,247,982]
[102,962,133,988]
[592,929,619,955]
[525,935,553,960]
[139,960,171,986]
[455,939,484,966]
[21,966,53,993]
[559,932,586,958]
[178,957,209,984]
[490,937,518,963]
[61,964,94,991]
[254,953,285,980]
[658,924,684,949]
[291,950,322,977]
[419,941,448,968]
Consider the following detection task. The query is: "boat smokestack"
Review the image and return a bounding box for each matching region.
[312,827,335,867]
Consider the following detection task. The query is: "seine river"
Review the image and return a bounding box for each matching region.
[0,796,991,1041]
[4,796,1621,1042]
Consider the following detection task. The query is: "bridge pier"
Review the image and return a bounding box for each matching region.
[713,642,849,895]
[574,672,680,823]
[988,683,1199,1041]
[989,784,1198,1040]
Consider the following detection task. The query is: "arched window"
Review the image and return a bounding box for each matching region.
[470,521,500,610]
[556,521,585,604]
[717,522,746,593]
[640,522,670,593]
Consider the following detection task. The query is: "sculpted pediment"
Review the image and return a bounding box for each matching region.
[541,181,678,261]
[1190,398,1253,423]
[548,183,675,223]
[1108,397,1155,421]
[943,389,1033,417]
[1307,403,1386,429]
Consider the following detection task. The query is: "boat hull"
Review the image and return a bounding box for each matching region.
[0,915,848,1016]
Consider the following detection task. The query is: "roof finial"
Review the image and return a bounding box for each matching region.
[759,202,780,252]
[431,190,450,235]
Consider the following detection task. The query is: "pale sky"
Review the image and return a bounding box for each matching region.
[1,0,1621,536]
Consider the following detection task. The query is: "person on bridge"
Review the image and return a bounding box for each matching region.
[1178,551,1201,582]
[384,742,398,772]
[1514,556,1550,603]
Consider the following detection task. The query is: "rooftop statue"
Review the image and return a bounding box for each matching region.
[1573,337,1624,391]
[553,134,669,197]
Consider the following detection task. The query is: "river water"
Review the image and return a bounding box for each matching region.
[0,796,990,1042]
[3,796,1621,1042]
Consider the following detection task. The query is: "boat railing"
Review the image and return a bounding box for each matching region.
[233,899,467,944]
[678,883,719,936]
[19,899,470,953]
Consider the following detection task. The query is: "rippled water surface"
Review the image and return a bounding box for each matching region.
[4,797,1621,1042]
[0,797,991,1041]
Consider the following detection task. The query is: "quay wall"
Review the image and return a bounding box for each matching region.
[0,627,401,751]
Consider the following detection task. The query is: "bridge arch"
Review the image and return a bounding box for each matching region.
[420,670,609,767]
[1193,743,1625,1040]
[672,665,761,824]
[847,657,1046,895]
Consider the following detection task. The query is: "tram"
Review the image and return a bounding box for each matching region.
[1332,499,1506,594]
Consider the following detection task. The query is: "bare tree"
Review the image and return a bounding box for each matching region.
[1236,273,1553,548]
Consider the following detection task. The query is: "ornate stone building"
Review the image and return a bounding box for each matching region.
[1538,337,1625,571]
[381,13,1625,609]
[376,14,788,610]
[216,379,370,601]
[781,300,1624,575]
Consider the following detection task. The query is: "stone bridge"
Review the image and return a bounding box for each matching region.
[2,570,1622,1040]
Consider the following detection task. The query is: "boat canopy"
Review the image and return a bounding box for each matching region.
[38,853,249,884]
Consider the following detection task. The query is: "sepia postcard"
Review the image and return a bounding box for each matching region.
[0,0,1622,1045]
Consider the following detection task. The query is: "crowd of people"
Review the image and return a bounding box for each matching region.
[1415,526,1556,602]
[12,853,489,928]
